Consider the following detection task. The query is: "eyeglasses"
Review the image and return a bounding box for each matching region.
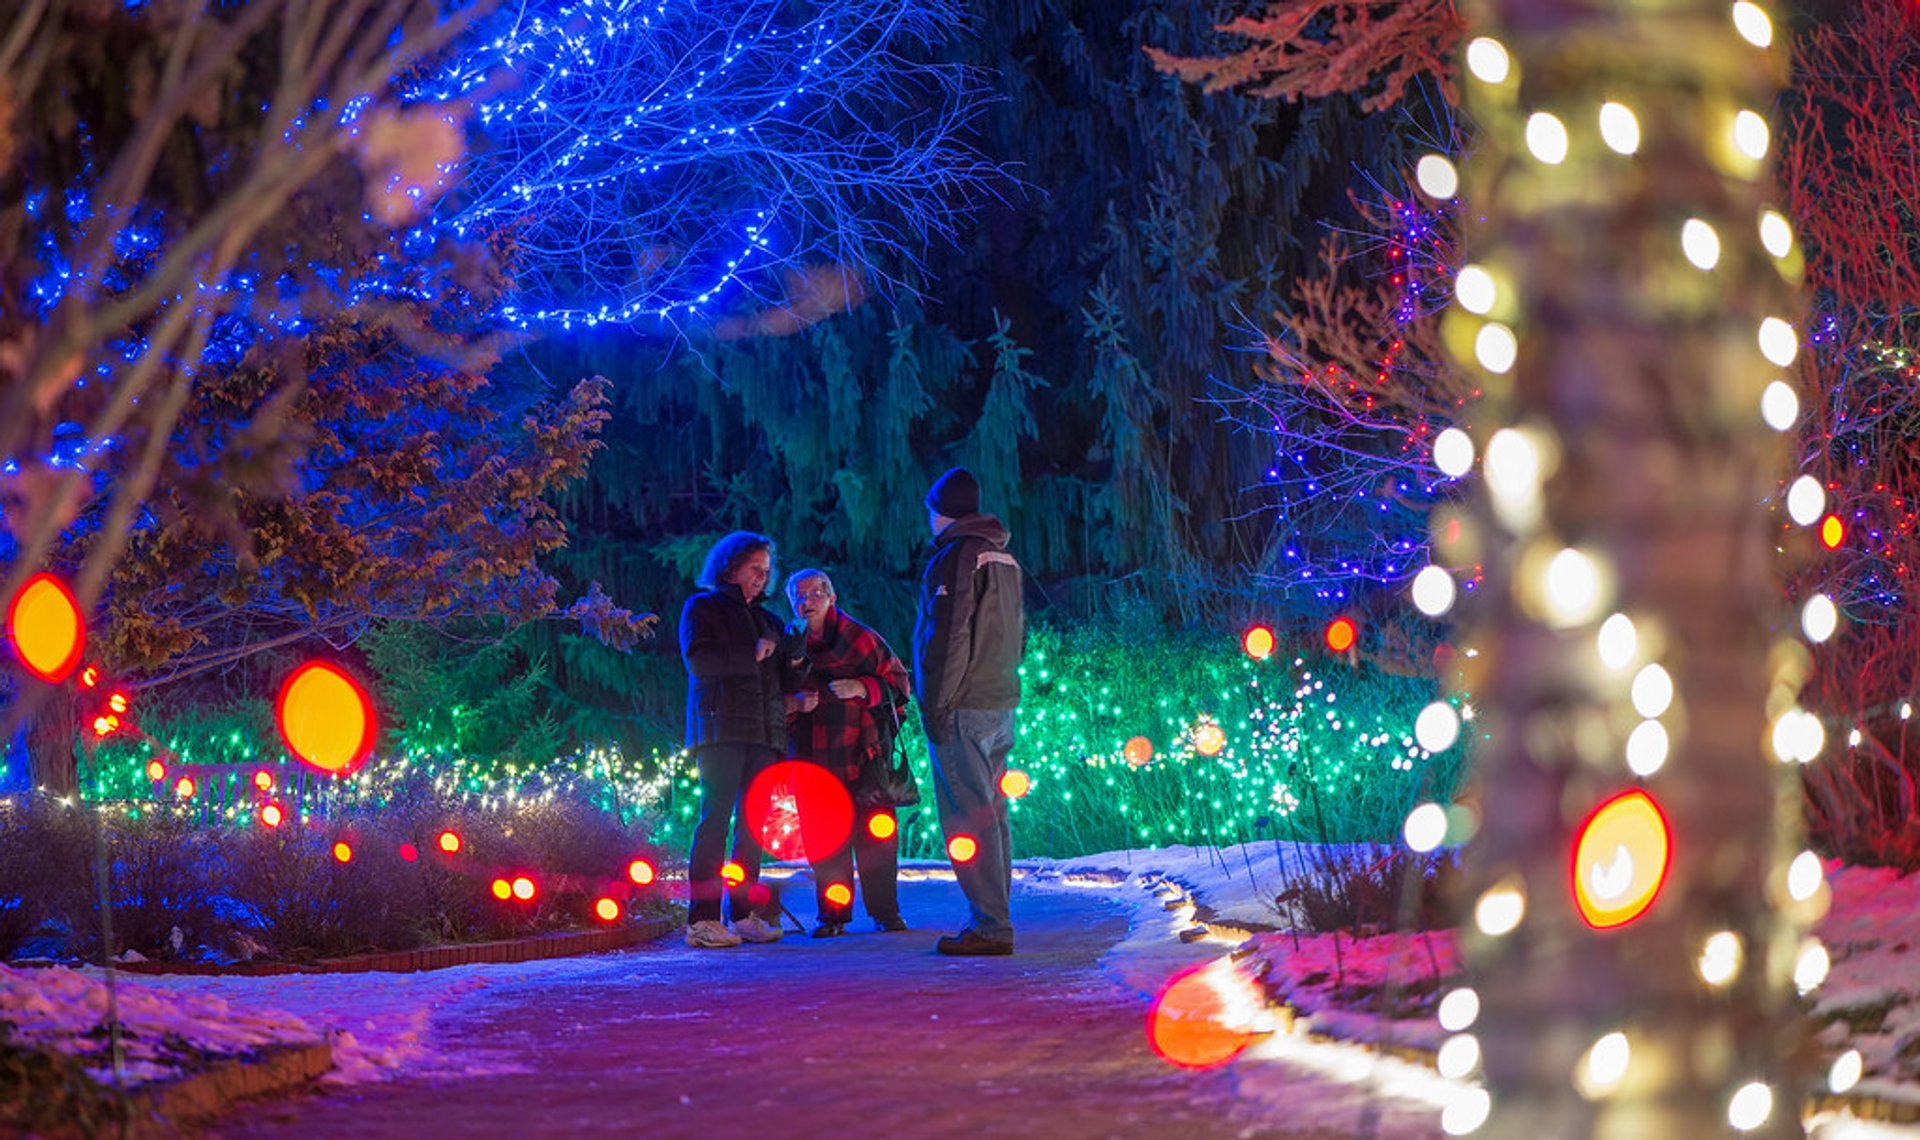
[792,588,832,603]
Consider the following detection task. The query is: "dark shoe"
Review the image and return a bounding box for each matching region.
[874,917,909,933]
[811,922,847,939]
[936,930,1013,957]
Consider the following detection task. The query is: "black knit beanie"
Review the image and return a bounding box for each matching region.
[925,467,981,517]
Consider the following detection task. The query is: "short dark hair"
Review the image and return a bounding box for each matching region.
[696,531,776,592]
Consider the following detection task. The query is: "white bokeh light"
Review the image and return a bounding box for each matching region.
[1631,663,1674,718]
[1434,427,1476,477]
[1786,474,1826,526]
[1771,708,1826,764]
[1544,547,1604,626]
[1734,109,1771,160]
[1474,883,1525,936]
[1759,317,1799,366]
[1732,1,1774,47]
[1475,322,1519,374]
[1465,37,1512,83]
[1788,849,1824,902]
[1728,1082,1772,1132]
[1597,613,1638,670]
[1583,1032,1631,1091]
[1802,593,1838,643]
[1830,1050,1863,1095]
[1417,154,1460,200]
[1405,802,1449,853]
[1442,1087,1492,1136]
[1525,112,1570,164]
[1760,380,1799,431]
[1438,1033,1481,1080]
[1626,720,1670,777]
[1795,940,1831,994]
[1417,701,1463,753]
[1681,218,1722,269]
[1412,565,1458,616]
[1439,988,1480,1032]
[1699,930,1743,986]
[1759,209,1793,257]
[1597,102,1640,155]
[1454,265,1497,315]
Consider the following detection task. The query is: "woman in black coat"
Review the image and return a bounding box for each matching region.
[681,530,801,948]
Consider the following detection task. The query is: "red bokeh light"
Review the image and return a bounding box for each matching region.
[1324,616,1358,654]
[744,760,854,862]
[1241,625,1276,661]
[511,876,535,900]
[275,660,376,776]
[174,776,196,799]
[253,770,274,792]
[107,691,129,714]
[80,665,99,689]
[260,803,284,828]
[1000,770,1031,799]
[399,842,420,863]
[333,841,353,864]
[1123,736,1154,767]
[1148,963,1261,1070]
[947,835,979,863]
[594,897,621,922]
[438,830,462,854]
[145,759,166,781]
[628,859,656,885]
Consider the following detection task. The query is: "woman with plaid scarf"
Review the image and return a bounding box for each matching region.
[783,568,912,938]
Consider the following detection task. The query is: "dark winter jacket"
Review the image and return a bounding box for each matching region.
[680,584,800,752]
[912,512,1025,717]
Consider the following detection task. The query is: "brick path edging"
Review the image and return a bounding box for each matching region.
[130,1040,335,1136]
[114,917,678,977]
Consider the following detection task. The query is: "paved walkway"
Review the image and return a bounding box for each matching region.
[214,876,1442,1140]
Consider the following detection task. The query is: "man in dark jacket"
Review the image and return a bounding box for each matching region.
[912,467,1025,956]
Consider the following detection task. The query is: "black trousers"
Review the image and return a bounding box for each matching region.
[687,742,778,924]
[810,804,901,924]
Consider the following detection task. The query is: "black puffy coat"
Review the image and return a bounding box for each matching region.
[680,584,799,752]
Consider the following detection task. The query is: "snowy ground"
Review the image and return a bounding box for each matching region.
[4,845,1918,1138]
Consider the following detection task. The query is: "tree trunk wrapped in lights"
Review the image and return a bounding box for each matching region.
[1445,2,1810,1136]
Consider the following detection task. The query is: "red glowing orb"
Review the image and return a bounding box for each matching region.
[276,661,376,775]
[1324,616,1358,654]
[260,804,284,828]
[145,759,166,781]
[174,776,196,799]
[491,878,512,900]
[720,861,746,886]
[511,876,535,901]
[1241,625,1276,661]
[868,813,898,840]
[437,830,462,855]
[1123,736,1154,767]
[92,714,119,737]
[594,897,621,922]
[6,572,85,685]
[1000,770,1031,799]
[825,883,853,907]
[1148,963,1262,1070]
[399,842,419,863]
[745,760,854,862]
[1193,723,1227,757]
[1572,789,1672,930]
[107,691,128,714]
[80,665,99,689]
[628,859,656,885]
[1821,514,1846,549]
[252,770,274,792]
[948,835,979,864]
[332,842,353,864]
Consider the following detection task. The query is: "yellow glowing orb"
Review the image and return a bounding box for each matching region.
[1000,769,1032,799]
[1572,789,1672,930]
[175,776,196,799]
[1193,724,1227,757]
[512,876,536,900]
[253,770,274,792]
[332,841,353,864]
[594,897,621,922]
[825,883,853,906]
[720,861,746,886]
[1123,736,1154,767]
[947,835,979,863]
[6,573,85,684]
[1821,514,1845,549]
[276,661,376,775]
[867,813,898,840]
[260,803,284,828]
[1241,625,1276,661]
[628,859,656,885]
[491,878,512,900]
[107,691,128,714]
[437,830,462,854]
[145,759,166,781]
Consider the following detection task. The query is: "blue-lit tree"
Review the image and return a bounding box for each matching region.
[438,0,994,331]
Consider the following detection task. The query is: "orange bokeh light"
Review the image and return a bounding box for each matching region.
[253,770,274,792]
[6,572,85,685]
[175,776,196,799]
[1572,789,1672,930]
[720,861,746,886]
[867,813,898,840]
[947,835,979,864]
[260,803,284,828]
[1193,723,1226,757]
[276,661,376,775]
[1821,514,1846,549]
[628,859,656,885]
[437,830,462,854]
[744,760,854,862]
[1324,616,1358,654]
[145,759,166,781]
[825,883,853,906]
[511,876,536,900]
[491,878,512,900]
[1148,963,1262,1070]
[333,841,353,864]
[1241,625,1275,661]
[594,897,621,922]
[1123,736,1154,767]
[999,770,1031,799]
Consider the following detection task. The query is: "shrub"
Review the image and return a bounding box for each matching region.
[1276,847,1457,934]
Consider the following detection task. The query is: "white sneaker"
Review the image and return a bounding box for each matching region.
[685,919,742,948]
[731,915,783,943]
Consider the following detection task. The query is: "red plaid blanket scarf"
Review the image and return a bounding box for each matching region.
[788,609,910,783]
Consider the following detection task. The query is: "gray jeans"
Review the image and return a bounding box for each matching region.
[927,708,1017,940]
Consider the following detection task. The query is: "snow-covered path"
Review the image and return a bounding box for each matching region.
[206,874,1445,1140]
